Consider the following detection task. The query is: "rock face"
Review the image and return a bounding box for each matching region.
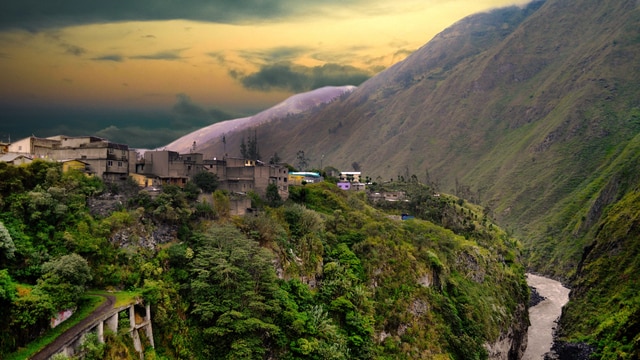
[485,303,529,360]
[544,341,594,360]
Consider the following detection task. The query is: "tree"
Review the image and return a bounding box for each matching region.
[265,183,283,207]
[0,221,15,262]
[192,171,219,193]
[189,225,282,358]
[351,162,361,172]
[40,253,92,309]
[296,150,310,171]
[269,152,281,165]
[240,130,261,160]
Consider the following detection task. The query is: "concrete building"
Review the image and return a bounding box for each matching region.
[8,135,130,181]
[136,150,205,187]
[0,153,33,165]
[214,158,289,200]
[289,172,323,185]
[135,152,289,200]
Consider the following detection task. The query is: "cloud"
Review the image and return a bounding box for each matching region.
[236,61,372,92]
[171,93,236,128]
[0,0,377,31]
[131,48,188,61]
[60,42,86,56]
[237,46,312,65]
[91,54,125,62]
[95,125,189,149]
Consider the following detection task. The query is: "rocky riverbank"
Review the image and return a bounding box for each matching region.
[544,341,595,360]
[529,286,545,308]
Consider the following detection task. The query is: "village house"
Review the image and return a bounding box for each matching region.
[8,135,129,181]
[134,151,289,200]
[288,172,323,185]
[337,171,366,191]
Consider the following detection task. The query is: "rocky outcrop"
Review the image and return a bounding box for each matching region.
[485,303,529,360]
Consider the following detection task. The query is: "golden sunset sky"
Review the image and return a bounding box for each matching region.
[0,0,532,147]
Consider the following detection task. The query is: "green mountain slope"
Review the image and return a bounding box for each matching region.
[244,0,640,355]
[254,0,640,272]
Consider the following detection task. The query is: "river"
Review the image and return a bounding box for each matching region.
[522,273,570,360]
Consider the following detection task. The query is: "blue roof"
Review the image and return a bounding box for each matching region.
[289,172,321,177]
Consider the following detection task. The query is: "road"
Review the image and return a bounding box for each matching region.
[522,273,570,360]
[30,295,115,360]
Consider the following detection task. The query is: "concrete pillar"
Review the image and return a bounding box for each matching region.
[145,303,155,348]
[106,312,118,334]
[129,305,135,331]
[97,321,104,343]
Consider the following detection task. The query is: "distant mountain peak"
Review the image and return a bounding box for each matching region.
[163,85,356,154]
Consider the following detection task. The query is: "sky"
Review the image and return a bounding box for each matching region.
[0,0,531,148]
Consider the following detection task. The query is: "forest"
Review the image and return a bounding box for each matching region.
[0,160,528,359]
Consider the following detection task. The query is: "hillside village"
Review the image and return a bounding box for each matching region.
[0,135,368,211]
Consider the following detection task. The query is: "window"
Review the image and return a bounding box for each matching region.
[118,161,122,167]
[107,160,113,166]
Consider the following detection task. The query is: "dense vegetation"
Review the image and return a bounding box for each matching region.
[0,160,527,359]
[220,0,640,357]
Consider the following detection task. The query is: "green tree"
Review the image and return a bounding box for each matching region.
[192,171,219,193]
[189,225,282,358]
[40,253,92,309]
[0,220,16,263]
[265,183,283,207]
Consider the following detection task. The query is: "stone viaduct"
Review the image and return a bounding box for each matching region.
[31,297,154,360]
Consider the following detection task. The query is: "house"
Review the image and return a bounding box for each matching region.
[369,191,407,202]
[338,171,365,191]
[137,150,204,187]
[8,135,130,181]
[339,171,362,183]
[59,159,91,174]
[289,172,323,185]
[134,152,289,200]
[0,153,33,165]
[216,158,289,200]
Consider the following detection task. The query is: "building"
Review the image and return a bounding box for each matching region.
[289,172,323,185]
[136,150,204,187]
[8,135,130,181]
[215,158,289,200]
[0,153,33,165]
[59,159,91,173]
[339,172,362,183]
[338,171,365,191]
[134,152,289,200]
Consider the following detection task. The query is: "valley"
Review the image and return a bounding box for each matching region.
[1,0,639,358]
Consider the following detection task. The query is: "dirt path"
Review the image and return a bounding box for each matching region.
[30,295,116,360]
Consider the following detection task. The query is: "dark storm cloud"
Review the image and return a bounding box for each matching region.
[0,0,370,31]
[172,93,236,128]
[95,125,188,149]
[131,49,187,61]
[237,62,372,92]
[91,54,125,62]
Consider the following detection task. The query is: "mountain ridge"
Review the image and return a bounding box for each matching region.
[179,0,640,355]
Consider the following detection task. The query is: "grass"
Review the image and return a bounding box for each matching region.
[90,289,142,308]
[6,295,105,360]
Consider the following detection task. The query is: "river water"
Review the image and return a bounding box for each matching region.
[522,273,571,360]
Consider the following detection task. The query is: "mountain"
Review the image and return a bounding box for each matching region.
[181,0,640,355]
[163,85,355,155]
